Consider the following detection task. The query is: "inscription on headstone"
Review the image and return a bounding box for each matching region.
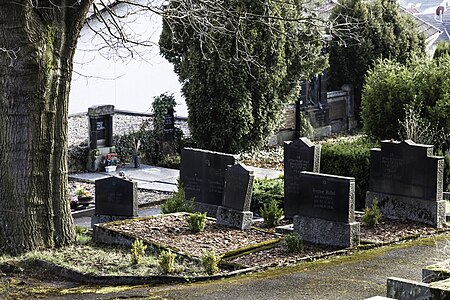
[95,176,137,217]
[284,137,321,218]
[369,140,443,200]
[293,171,359,248]
[163,108,175,141]
[88,105,114,149]
[366,140,445,227]
[180,148,236,207]
[298,172,354,223]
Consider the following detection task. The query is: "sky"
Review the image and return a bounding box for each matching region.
[69,2,187,117]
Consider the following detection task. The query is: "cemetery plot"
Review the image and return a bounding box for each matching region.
[95,214,281,258]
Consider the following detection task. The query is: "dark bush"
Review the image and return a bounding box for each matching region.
[321,137,378,210]
[251,175,284,213]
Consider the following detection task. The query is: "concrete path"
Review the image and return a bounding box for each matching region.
[69,163,282,193]
[143,236,450,300]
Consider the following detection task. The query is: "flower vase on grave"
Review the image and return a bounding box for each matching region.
[133,154,140,168]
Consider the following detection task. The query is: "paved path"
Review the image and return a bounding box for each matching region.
[50,234,450,299]
[69,164,282,193]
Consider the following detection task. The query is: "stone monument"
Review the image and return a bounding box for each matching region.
[284,137,321,218]
[365,140,445,228]
[91,176,138,227]
[216,164,254,229]
[87,105,115,172]
[293,171,360,248]
[180,148,236,216]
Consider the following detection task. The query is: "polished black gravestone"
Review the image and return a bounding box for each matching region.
[366,140,445,227]
[293,171,359,248]
[284,137,321,218]
[180,148,236,216]
[91,176,138,227]
[88,105,114,149]
[163,108,175,142]
[216,164,254,229]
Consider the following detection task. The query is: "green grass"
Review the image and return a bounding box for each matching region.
[10,243,203,277]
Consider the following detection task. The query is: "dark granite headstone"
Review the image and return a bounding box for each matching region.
[369,140,443,201]
[95,176,137,217]
[284,137,321,218]
[297,172,355,223]
[222,164,254,211]
[88,105,114,149]
[180,148,236,207]
[366,140,445,227]
[163,108,175,141]
[293,171,359,248]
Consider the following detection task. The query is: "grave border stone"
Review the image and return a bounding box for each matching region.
[365,140,445,228]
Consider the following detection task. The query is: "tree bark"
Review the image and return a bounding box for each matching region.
[0,0,91,255]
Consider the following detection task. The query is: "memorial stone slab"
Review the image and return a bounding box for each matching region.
[297,172,355,223]
[369,140,443,201]
[88,105,114,149]
[216,163,254,229]
[94,176,138,217]
[222,164,254,211]
[293,171,359,248]
[163,108,175,141]
[180,148,236,215]
[366,140,445,227]
[284,137,321,218]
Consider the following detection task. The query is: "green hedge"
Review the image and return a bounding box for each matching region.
[321,137,378,210]
[251,175,284,213]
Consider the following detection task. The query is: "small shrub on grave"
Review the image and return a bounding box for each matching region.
[75,226,91,245]
[259,199,284,228]
[187,212,207,233]
[201,249,220,275]
[361,199,382,228]
[157,154,181,169]
[161,179,195,214]
[158,249,176,274]
[321,136,377,210]
[251,175,284,213]
[284,233,304,253]
[131,239,147,265]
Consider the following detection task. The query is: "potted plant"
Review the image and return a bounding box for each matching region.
[75,187,94,205]
[103,153,120,172]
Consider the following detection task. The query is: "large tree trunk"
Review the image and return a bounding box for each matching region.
[0,0,91,255]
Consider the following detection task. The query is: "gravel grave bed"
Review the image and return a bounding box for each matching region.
[104,214,280,257]
[100,213,449,269]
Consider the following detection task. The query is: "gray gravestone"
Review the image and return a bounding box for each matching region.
[366,140,445,227]
[94,176,138,217]
[284,137,321,218]
[180,148,236,216]
[216,164,254,229]
[293,171,359,248]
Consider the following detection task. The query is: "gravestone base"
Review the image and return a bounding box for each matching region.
[216,206,253,230]
[293,215,360,248]
[91,214,135,228]
[366,192,445,228]
[193,202,220,218]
